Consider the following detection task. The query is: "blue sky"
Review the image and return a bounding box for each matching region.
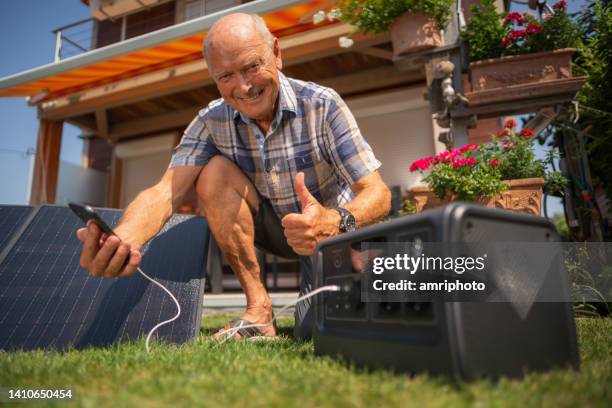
[0,1,90,204]
[0,0,585,210]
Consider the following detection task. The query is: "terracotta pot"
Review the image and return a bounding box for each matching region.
[469,48,575,92]
[409,177,545,216]
[390,12,442,57]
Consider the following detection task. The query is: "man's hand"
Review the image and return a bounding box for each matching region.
[281,172,340,256]
[76,222,142,278]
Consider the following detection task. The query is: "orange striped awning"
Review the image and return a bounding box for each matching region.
[0,0,337,100]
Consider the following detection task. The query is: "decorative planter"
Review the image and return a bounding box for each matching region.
[390,12,442,57]
[409,177,545,216]
[464,48,585,107]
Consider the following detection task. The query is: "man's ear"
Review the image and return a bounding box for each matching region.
[273,37,282,70]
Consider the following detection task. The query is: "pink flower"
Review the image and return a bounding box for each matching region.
[504,118,517,129]
[491,159,499,167]
[409,156,433,172]
[436,151,452,163]
[451,157,478,169]
[459,143,478,153]
[519,128,535,137]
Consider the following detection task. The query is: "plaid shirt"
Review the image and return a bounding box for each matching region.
[169,72,381,218]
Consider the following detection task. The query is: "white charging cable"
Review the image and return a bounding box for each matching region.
[137,267,181,354]
[215,284,341,344]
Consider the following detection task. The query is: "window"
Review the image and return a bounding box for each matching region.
[185,0,252,20]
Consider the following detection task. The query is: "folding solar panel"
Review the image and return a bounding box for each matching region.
[0,205,209,351]
[0,205,34,253]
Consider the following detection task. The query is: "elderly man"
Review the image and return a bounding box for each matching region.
[76,13,390,340]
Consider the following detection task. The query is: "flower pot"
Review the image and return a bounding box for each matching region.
[465,48,585,107]
[409,177,545,215]
[390,12,442,57]
[469,48,575,90]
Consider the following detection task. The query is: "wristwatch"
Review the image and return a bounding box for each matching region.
[335,207,356,233]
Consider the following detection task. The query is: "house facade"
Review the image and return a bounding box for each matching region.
[0,0,508,290]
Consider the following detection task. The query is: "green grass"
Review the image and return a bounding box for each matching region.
[0,317,610,407]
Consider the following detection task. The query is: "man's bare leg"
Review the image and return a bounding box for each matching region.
[196,155,275,337]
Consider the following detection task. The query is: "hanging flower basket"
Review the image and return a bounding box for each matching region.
[390,12,442,57]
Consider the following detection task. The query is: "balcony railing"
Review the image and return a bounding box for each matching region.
[52,18,96,62]
[51,0,243,62]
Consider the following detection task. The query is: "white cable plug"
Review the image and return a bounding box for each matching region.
[215,284,341,344]
[137,267,181,354]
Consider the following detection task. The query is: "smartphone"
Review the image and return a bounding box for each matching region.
[68,202,116,236]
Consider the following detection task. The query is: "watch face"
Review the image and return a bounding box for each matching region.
[344,213,356,232]
[338,208,356,232]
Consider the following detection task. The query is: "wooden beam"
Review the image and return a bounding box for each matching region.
[40,65,212,121]
[95,109,108,137]
[106,155,123,208]
[109,106,200,140]
[354,46,394,61]
[319,66,425,97]
[67,115,97,133]
[30,120,63,205]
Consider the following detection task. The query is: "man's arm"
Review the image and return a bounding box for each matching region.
[76,166,202,278]
[281,170,391,256]
[338,170,391,229]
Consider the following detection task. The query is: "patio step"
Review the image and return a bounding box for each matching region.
[202,292,299,313]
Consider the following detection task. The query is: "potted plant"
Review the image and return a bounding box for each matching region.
[460,0,584,103]
[407,118,568,215]
[324,0,454,56]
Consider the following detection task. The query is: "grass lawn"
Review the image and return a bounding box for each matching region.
[0,316,610,407]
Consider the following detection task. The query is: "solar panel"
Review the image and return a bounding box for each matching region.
[0,205,209,351]
[0,205,34,254]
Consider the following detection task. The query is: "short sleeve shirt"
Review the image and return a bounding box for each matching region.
[169,72,381,218]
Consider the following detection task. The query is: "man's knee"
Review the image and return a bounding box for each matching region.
[195,156,234,201]
[195,156,258,210]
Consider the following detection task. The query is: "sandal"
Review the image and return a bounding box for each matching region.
[213,318,277,341]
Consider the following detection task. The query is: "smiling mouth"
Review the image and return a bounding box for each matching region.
[238,89,264,102]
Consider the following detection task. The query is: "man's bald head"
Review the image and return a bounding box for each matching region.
[204,13,274,64]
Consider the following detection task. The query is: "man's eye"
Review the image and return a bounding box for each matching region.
[220,74,232,81]
[247,63,260,73]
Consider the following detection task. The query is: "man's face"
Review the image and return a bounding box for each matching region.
[208,35,282,123]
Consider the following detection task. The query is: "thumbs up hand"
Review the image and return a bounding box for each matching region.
[281,172,340,256]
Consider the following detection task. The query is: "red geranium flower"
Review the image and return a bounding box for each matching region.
[504,118,517,129]
[553,0,567,11]
[504,12,524,25]
[519,128,535,137]
[451,157,478,169]
[496,128,511,137]
[409,156,433,172]
[491,159,499,167]
[526,23,543,34]
[459,143,478,153]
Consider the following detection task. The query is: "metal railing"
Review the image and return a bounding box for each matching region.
[51,0,243,62]
[52,18,96,62]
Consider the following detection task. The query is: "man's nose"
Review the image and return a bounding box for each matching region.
[237,73,252,93]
